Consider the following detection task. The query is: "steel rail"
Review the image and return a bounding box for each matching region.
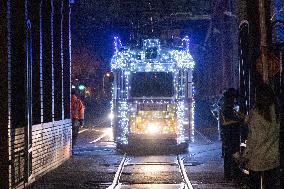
[78,129,88,134]
[89,133,108,143]
[177,155,194,189]
[107,155,194,189]
[107,154,127,189]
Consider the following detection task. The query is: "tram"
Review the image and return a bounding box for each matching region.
[110,37,195,150]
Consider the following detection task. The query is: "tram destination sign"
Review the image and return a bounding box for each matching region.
[138,104,167,111]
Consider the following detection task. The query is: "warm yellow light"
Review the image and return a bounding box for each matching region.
[129,110,178,135]
[104,127,113,140]
[108,112,114,120]
[145,124,160,134]
[139,165,169,173]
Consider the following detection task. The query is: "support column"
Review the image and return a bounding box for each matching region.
[258,0,269,82]
[0,0,9,188]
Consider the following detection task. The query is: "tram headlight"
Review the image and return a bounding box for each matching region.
[145,123,160,134]
[108,112,114,120]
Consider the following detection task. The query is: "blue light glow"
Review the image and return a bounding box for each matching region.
[271,0,284,43]
[113,36,123,53]
[111,38,195,71]
[111,38,195,145]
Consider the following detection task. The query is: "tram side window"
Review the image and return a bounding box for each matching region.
[145,47,158,59]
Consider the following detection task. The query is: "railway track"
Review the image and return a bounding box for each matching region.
[107,154,194,189]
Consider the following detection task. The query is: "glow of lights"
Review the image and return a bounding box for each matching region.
[113,36,122,53]
[108,112,114,120]
[116,101,129,144]
[191,100,195,142]
[104,127,113,140]
[106,72,111,77]
[111,38,195,71]
[111,38,195,146]
[182,36,190,53]
[177,101,186,144]
[78,84,85,90]
[139,165,170,173]
[145,124,161,134]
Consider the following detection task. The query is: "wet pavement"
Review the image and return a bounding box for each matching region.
[27,99,243,189]
[28,123,242,189]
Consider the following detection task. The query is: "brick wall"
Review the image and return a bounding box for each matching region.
[31,120,71,179]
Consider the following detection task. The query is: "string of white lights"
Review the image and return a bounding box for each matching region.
[111,38,195,145]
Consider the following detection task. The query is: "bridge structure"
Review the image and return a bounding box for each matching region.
[0,0,74,188]
[1,0,283,189]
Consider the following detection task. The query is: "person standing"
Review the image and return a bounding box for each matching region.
[243,83,280,189]
[71,93,82,148]
[220,88,242,181]
[78,98,85,128]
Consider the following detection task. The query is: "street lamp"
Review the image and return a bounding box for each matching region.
[103,72,111,93]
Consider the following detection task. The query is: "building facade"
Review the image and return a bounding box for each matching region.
[0,0,73,188]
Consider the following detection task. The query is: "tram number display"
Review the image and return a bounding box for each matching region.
[138,104,167,111]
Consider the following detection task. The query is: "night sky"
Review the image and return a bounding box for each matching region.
[71,0,212,69]
[71,0,214,102]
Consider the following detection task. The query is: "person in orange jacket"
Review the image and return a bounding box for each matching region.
[78,98,85,128]
[71,94,85,125]
[71,93,85,148]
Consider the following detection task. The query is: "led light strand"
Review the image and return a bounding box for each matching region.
[111,38,195,145]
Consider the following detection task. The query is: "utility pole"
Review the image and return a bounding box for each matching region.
[258,0,269,83]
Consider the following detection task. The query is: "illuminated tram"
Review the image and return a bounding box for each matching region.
[110,37,195,150]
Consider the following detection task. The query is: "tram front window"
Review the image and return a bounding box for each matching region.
[130,72,174,97]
